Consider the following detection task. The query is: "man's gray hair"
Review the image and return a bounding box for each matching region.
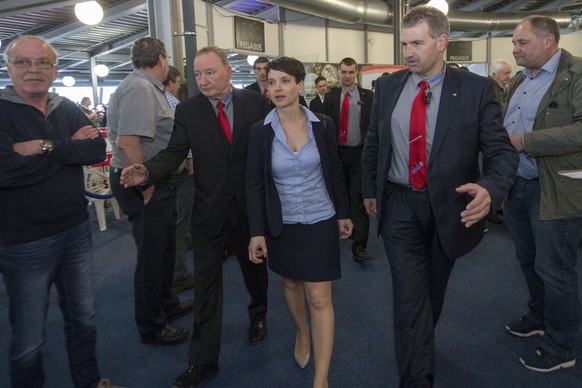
[3,35,59,64]
[490,59,512,76]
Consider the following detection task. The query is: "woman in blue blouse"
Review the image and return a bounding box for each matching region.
[246,57,352,388]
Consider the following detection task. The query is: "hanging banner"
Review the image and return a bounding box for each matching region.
[234,16,265,53]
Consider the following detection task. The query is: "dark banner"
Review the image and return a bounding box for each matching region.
[447,41,472,62]
[234,16,265,53]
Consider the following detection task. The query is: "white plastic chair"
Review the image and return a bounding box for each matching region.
[84,167,121,231]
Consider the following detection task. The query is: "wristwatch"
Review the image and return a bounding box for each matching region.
[39,140,54,154]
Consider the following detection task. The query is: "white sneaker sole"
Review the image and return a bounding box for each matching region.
[519,357,576,372]
[505,325,544,337]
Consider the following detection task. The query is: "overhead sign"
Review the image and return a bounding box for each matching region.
[447,41,472,62]
[234,16,265,53]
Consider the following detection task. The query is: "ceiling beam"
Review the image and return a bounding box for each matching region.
[459,0,501,12]
[0,1,76,17]
[40,0,147,43]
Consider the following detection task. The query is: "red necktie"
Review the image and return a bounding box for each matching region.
[409,81,429,190]
[339,91,349,144]
[262,88,268,98]
[217,101,232,143]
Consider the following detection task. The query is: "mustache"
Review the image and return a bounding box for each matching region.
[23,75,47,81]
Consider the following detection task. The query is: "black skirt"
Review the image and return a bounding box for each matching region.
[267,216,341,282]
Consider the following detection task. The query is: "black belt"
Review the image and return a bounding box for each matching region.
[516,176,538,182]
[110,168,123,175]
[387,181,427,192]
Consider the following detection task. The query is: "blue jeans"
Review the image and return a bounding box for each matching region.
[0,220,100,388]
[504,178,582,358]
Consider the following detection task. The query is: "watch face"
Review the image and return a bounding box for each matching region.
[41,140,54,153]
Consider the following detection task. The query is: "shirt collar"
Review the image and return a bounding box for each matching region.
[411,64,446,89]
[341,84,358,94]
[264,104,320,126]
[209,86,233,107]
[135,68,165,92]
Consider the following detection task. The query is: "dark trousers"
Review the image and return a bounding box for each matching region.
[338,145,369,248]
[380,183,455,388]
[174,172,194,282]
[110,173,180,338]
[188,199,268,366]
[504,178,582,358]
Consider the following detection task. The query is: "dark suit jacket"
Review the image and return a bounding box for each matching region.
[244,82,262,94]
[246,114,350,238]
[309,96,324,114]
[362,67,518,259]
[322,85,374,142]
[145,88,269,236]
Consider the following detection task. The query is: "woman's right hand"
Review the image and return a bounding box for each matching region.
[248,236,268,264]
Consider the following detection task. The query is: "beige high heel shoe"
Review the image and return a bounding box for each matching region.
[294,331,311,369]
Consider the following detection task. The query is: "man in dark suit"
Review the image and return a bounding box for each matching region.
[244,56,270,96]
[362,6,518,387]
[120,46,269,387]
[323,57,374,261]
[309,75,328,113]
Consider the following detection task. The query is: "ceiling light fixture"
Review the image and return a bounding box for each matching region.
[94,64,109,77]
[75,1,104,26]
[427,0,449,15]
[62,76,76,86]
[247,55,259,66]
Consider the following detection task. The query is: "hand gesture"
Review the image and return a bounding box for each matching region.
[456,183,492,228]
[120,164,147,187]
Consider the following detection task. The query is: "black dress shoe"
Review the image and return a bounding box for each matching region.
[249,319,267,344]
[352,245,372,262]
[141,323,189,346]
[167,299,194,322]
[172,363,219,388]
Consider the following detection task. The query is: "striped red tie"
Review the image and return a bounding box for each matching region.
[409,81,428,189]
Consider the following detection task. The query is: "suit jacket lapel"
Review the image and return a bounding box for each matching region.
[231,89,245,154]
[431,68,461,159]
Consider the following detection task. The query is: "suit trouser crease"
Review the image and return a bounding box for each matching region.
[110,174,180,338]
[380,183,455,387]
[338,145,369,248]
[189,199,268,365]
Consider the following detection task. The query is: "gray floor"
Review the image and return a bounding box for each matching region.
[1,206,582,387]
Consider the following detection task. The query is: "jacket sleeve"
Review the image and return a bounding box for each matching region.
[245,121,267,237]
[362,81,382,199]
[523,69,582,157]
[145,103,192,183]
[323,116,350,219]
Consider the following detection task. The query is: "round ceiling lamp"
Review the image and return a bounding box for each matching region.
[94,64,109,77]
[427,0,449,15]
[62,76,76,86]
[75,1,104,26]
[246,55,259,66]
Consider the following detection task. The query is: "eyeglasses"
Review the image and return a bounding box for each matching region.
[9,58,56,70]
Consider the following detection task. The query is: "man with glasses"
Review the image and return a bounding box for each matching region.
[0,35,121,388]
[108,37,193,347]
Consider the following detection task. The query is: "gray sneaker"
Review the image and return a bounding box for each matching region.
[506,315,545,337]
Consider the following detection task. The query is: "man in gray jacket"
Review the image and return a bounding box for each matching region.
[503,15,582,372]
